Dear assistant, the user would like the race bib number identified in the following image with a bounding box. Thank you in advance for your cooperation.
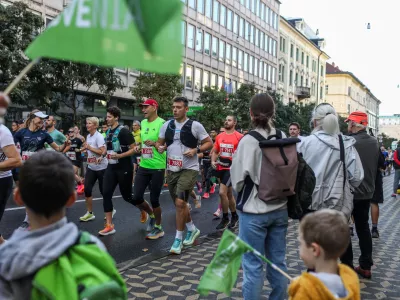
[21,151,34,161]
[167,155,183,172]
[66,152,76,161]
[220,143,234,157]
[141,145,153,159]
[107,150,118,164]
[137,157,141,164]
[87,156,97,164]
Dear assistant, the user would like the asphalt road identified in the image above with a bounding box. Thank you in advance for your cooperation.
[1,181,222,264]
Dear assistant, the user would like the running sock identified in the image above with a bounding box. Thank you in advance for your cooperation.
[175,230,184,240]
[372,223,378,229]
[89,211,93,214]
[231,211,238,218]
[24,213,29,223]
[186,221,196,232]
[155,224,162,230]
[223,213,229,220]
[149,213,155,219]
[218,203,222,209]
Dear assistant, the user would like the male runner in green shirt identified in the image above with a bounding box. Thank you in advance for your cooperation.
[45,116,66,150]
[132,99,167,240]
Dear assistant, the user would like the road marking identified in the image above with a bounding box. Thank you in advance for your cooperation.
[5,190,168,212]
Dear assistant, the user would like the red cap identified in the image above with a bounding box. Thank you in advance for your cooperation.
[139,99,158,108]
[345,111,368,125]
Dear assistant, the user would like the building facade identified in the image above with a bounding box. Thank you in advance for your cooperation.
[326,62,380,134]
[278,17,329,105]
[379,115,400,140]
[181,0,280,102]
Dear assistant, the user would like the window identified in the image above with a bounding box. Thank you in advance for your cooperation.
[204,33,211,55]
[296,48,299,61]
[245,21,249,41]
[320,86,323,99]
[211,73,217,87]
[269,8,273,26]
[240,0,244,5]
[254,58,258,77]
[188,0,195,9]
[186,65,193,89]
[250,25,254,44]
[118,99,134,116]
[268,65,272,82]
[255,28,259,47]
[218,76,224,89]
[197,0,204,14]
[195,68,202,91]
[260,31,264,50]
[232,81,237,93]
[203,71,209,88]
[205,0,212,18]
[300,75,303,86]
[275,13,278,29]
[272,67,276,84]
[325,85,329,94]
[272,40,276,56]
[264,35,269,52]
[238,50,243,69]
[306,55,309,68]
[306,78,308,87]
[213,0,219,23]
[249,56,253,74]
[196,28,203,52]
[219,40,225,62]
[289,70,293,85]
[348,86,351,96]
[320,65,324,76]
[232,47,237,67]
[251,0,256,13]
[263,62,267,80]
[280,37,285,52]
[233,14,238,34]
[187,24,195,48]
[295,72,298,86]
[259,60,263,78]
[261,3,265,21]
[227,9,233,31]
[239,18,244,37]
[220,5,226,27]
[212,36,218,58]
[301,52,304,64]
[269,37,273,54]
[266,7,269,24]
[180,63,184,84]
[244,53,248,72]
[246,0,251,10]
[256,0,260,16]
[226,43,231,64]
[181,21,186,45]
[290,44,294,58]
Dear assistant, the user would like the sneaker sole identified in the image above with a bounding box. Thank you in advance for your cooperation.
[216,222,229,231]
[80,216,95,222]
[146,232,165,240]
[170,248,182,255]
[183,229,201,246]
[229,220,239,229]
[98,229,116,236]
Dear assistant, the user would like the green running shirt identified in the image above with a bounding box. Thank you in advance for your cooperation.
[140,117,166,169]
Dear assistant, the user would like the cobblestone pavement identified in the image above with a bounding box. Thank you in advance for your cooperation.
[121,174,400,299]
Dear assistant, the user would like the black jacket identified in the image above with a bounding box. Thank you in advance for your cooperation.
[350,130,380,199]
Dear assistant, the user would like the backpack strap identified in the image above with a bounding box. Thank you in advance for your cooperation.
[338,134,346,191]
[267,129,283,140]
[248,130,267,142]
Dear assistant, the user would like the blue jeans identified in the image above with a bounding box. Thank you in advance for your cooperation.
[238,209,289,300]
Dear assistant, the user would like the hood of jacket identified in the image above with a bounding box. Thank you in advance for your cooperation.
[0,217,80,281]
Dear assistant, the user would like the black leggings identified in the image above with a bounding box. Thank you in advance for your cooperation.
[132,167,165,208]
[0,176,13,237]
[102,167,133,213]
[84,168,105,198]
[204,163,215,192]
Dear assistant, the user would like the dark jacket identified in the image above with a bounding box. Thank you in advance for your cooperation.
[350,130,379,199]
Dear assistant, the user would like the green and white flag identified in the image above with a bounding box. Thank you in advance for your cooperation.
[25,0,183,74]
[197,230,253,296]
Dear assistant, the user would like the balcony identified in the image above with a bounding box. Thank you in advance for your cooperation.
[295,86,311,100]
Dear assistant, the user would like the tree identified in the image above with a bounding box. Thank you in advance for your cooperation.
[0,2,124,124]
[131,73,183,117]
[228,83,256,130]
[194,86,229,131]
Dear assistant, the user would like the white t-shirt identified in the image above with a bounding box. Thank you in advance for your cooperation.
[0,125,15,178]
[159,119,209,171]
[86,131,108,171]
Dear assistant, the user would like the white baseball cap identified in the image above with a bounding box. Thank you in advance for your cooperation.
[33,111,49,119]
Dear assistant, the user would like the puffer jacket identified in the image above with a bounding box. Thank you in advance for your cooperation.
[297,131,364,219]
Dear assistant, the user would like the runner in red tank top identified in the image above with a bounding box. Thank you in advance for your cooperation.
[211,115,243,230]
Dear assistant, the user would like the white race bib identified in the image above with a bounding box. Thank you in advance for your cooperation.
[220,143,234,158]
[107,150,118,164]
[167,155,183,172]
[141,145,153,159]
[66,152,76,161]
[87,156,97,164]
[21,151,35,161]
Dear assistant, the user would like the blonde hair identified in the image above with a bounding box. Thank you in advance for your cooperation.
[311,103,339,135]
[86,117,99,128]
[24,109,41,128]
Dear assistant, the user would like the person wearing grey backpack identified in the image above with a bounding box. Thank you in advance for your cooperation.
[231,93,290,300]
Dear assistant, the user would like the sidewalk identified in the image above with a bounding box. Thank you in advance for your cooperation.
[121,174,400,299]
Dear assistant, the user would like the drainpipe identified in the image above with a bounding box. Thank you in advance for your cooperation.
[316,50,323,104]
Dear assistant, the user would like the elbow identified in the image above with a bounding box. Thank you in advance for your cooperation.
[13,157,23,168]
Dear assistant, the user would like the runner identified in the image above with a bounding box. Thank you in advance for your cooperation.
[132,120,141,184]
[74,125,85,142]
[63,127,84,194]
[45,116,66,150]
[132,99,166,240]
[0,119,22,244]
[14,109,69,229]
[202,129,218,199]
[101,123,109,138]
[211,115,243,230]
[157,96,213,254]
[99,106,136,236]
[79,117,108,222]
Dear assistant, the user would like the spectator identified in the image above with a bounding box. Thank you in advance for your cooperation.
[297,103,364,219]
[341,111,379,279]
[392,146,400,198]
[231,93,288,300]
[288,122,301,139]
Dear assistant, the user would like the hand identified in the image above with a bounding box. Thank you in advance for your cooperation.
[96,157,103,164]
[183,148,197,158]
[134,145,141,153]
[158,145,166,154]
[65,140,71,146]
[211,161,218,169]
[144,140,154,147]
[81,143,88,151]
[111,153,120,160]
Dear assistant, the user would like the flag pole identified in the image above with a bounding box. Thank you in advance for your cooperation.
[251,249,294,281]
[3,58,41,96]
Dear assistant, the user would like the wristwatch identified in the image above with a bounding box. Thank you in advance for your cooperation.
[197,146,201,154]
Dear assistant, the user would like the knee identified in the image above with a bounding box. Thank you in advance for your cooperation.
[175,198,187,210]
[132,193,144,206]
[151,200,160,209]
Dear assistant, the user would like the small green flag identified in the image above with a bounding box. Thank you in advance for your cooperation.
[25,0,183,74]
[197,230,253,296]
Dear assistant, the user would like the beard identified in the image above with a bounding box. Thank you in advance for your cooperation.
[224,124,233,130]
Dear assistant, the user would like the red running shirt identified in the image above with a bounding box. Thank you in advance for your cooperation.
[214,131,243,170]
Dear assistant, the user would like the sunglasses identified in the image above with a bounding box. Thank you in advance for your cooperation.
[68,131,74,133]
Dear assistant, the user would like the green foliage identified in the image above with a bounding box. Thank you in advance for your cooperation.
[381,132,397,149]
[0,2,123,124]
[131,73,183,117]
[227,83,256,130]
